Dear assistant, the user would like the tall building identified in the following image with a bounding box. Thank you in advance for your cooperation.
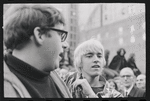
[79,3,146,73]
[102,3,145,26]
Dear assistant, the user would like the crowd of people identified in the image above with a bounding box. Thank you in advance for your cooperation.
[3,4,146,98]
[58,39,146,98]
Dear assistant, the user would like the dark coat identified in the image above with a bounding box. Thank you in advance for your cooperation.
[127,57,141,76]
[109,55,127,72]
[128,86,145,97]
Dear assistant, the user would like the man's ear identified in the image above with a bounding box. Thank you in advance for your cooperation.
[33,27,45,45]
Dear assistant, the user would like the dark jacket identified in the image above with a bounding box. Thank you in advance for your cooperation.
[121,86,145,97]
[127,57,141,76]
[128,86,145,97]
[4,55,72,98]
[109,55,127,72]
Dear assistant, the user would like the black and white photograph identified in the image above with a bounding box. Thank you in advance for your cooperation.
[3,3,146,99]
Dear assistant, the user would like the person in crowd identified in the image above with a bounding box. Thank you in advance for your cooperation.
[65,38,106,98]
[3,4,72,98]
[59,68,69,81]
[59,41,69,68]
[113,76,125,93]
[136,74,146,91]
[104,50,110,68]
[127,53,141,76]
[102,49,119,80]
[99,50,119,80]
[119,67,145,97]
[65,38,122,98]
[102,79,123,98]
[109,48,127,73]
[102,67,119,80]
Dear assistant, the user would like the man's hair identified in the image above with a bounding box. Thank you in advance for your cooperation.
[120,67,135,76]
[74,38,106,73]
[4,4,65,50]
[137,74,146,79]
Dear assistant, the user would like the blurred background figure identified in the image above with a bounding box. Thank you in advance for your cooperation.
[127,53,141,77]
[102,50,119,80]
[113,76,125,93]
[136,74,146,91]
[60,41,74,70]
[120,67,145,97]
[59,68,69,82]
[109,48,127,73]
[104,50,110,68]
[102,67,119,80]
[57,41,75,81]
[102,79,123,98]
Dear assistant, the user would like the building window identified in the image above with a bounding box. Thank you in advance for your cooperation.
[70,34,73,39]
[71,19,73,24]
[121,8,126,15]
[105,15,107,20]
[128,5,135,14]
[71,11,76,16]
[70,26,73,31]
[119,38,123,45]
[130,25,135,34]
[74,34,76,40]
[130,35,135,43]
[70,41,72,47]
[71,4,73,9]
[118,27,123,35]
[74,42,76,47]
[71,4,76,9]
[104,5,107,10]
[74,27,76,32]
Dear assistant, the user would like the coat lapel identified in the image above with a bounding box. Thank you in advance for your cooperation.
[50,71,72,98]
[128,86,136,97]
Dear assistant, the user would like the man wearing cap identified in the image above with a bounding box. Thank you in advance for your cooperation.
[120,67,145,97]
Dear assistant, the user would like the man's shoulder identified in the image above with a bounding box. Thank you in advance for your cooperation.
[130,86,145,97]
[3,60,31,98]
[134,86,145,93]
[4,80,20,97]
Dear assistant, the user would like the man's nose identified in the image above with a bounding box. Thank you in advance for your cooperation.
[124,76,128,80]
[93,55,99,63]
[60,46,63,53]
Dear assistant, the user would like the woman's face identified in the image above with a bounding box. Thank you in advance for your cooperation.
[108,81,116,90]
[120,49,124,56]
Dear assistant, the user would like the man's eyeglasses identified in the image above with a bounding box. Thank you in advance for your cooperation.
[44,27,68,42]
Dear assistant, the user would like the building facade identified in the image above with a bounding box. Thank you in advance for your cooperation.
[79,3,146,73]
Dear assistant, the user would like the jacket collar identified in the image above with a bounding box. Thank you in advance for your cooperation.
[128,85,136,97]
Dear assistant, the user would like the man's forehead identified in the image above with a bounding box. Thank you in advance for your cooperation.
[137,75,146,79]
[120,70,134,76]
